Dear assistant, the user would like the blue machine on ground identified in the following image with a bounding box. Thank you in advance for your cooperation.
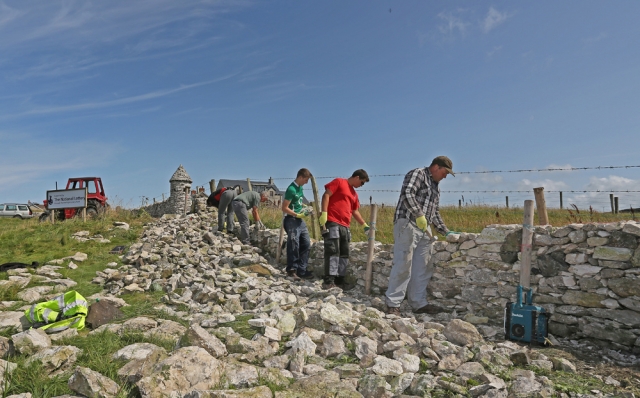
[504,285,549,345]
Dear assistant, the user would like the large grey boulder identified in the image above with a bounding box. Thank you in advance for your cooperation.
[274,371,362,398]
[0,312,27,333]
[184,386,273,398]
[112,342,166,362]
[285,331,316,356]
[136,347,224,397]
[25,345,82,377]
[186,324,228,357]
[68,366,120,398]
[219,360,259,389]
[11,328,51,355]
[443,319,483,346]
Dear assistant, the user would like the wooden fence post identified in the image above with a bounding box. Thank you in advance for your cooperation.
[276,221,285,265]
[520,200,535,290]
[309,212,317,240]
[209,179,216,194]
[533,187,549,225]
[559,192,563,209]
[458,199,462,208]
[615,197,619,214]
[505,196,509,208]
[310,175,322,241]
[365,204,378,295]
[610,194,615,213]
[246,178,252,192]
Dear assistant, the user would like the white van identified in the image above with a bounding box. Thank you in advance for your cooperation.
[0,203,34,219]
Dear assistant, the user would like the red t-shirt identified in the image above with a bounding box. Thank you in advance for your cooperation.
[325,178,359,227]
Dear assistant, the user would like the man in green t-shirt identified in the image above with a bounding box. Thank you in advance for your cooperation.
[232,191,268,244]
[281,168,313,279]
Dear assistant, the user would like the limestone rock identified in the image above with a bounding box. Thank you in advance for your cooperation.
[186,324,228,357]
[443,319,483,346]
[68,366,120,398]
[137,347,224,397]
[11,328,51,355]
[372,356,403,376]
[26,345,82,376]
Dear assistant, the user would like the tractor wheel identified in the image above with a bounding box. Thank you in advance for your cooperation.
[86,206,99,219]
[39,212,51,222]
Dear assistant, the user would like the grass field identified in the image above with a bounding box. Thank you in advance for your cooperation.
[259,204,638,244]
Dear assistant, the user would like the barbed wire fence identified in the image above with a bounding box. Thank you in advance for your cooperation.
[173,163,640,213]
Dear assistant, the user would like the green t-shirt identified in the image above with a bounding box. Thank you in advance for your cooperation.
[284,182,304,213]
[233,191,261,209]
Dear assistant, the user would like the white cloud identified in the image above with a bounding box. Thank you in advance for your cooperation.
[486,45,502,59]
[1,75,236,119]
[584,32,608,45]
[518,178,569,192]
[0,2,23,27]
[585,175,640,191]
[546,164,573,170]
[482,7,510,33]
[437,10,469,37]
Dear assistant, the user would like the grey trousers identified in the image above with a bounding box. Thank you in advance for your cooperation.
[385,218,435,310]
[232,201,251,244]
[217,190,237,232]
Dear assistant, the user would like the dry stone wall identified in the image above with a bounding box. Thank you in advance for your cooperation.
[258,221,640,353]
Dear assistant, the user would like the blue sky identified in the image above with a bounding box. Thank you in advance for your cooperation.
[1,1,639,211]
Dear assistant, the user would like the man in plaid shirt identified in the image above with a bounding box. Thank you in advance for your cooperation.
[385,156,457,315]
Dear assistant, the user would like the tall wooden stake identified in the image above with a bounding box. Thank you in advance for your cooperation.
[364,204,378,295]
[520,200,535,289]
[246,178,252,192]
[309,212,317,240]
[614,197,619,214]
[310,175,322,240]
[610,194,615,213]
[505,196,509,208]
[533,187,549,225]
[209,179,216,194]
[559,192,563,209]
[276,219,285,265]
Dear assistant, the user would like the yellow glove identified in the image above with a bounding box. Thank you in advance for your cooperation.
[319,212,328,226]
[295,213,304,218]
[416,215,427,231]
[363,223,370,233]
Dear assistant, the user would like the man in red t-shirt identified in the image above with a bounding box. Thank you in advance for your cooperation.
[318,169,370,289]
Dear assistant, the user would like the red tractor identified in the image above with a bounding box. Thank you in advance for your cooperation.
[40,177,108,221]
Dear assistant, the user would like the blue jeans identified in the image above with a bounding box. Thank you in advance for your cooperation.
[284,216,310,273]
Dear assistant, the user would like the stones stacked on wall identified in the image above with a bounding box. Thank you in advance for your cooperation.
[257,221,640,353]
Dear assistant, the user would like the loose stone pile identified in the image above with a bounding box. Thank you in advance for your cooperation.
[0,212,637,397]
[255,220,640,357]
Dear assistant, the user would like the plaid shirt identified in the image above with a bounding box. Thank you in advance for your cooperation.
[394,167,449,235]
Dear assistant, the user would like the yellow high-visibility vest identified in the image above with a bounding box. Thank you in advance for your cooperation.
[24,291,88,333]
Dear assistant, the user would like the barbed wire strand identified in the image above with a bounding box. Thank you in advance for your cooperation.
[250,164,640,180]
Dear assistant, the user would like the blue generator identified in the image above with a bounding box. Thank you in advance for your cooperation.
[504,285,549,345]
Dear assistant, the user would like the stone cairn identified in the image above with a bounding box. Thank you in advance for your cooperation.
[141,165,194,217]
[0,212,638,397]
